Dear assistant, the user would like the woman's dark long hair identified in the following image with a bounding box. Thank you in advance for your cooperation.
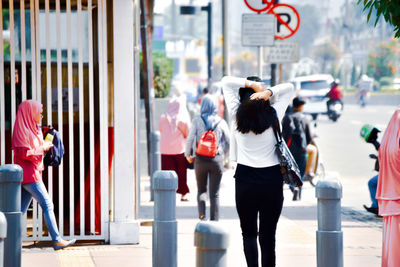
[236,76,277,135]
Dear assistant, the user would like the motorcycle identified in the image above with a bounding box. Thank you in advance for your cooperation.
[327,100,343,122]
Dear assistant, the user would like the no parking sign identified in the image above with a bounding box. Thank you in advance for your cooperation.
[244,1,300,40]
[267,4,300,40]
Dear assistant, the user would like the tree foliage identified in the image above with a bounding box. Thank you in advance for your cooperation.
[358,0,400,37]
[314,43,341,73]
[153,53,173,98]
[140,52,173,98]
[366,39,398,81]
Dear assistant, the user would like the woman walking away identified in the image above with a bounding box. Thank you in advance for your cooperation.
[12,100,75,250]
[376,108,400,267]
[185,94,230,221]
[222,76,294,267]
[159,96,191,201]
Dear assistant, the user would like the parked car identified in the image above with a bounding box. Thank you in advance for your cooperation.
[393,78,400,90]
[291,74,334,120]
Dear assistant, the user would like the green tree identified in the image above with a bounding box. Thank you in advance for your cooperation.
[351,65,359,86]
[140,52,173,98]
[153,53,173,98]
[358,0,400,37]
[314,43,341,73]
[366,39,398,81]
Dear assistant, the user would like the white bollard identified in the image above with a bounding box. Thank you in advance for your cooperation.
[150,131,161,201]
[0,212,6,267]
[0,164,23,267]
[194,221,229,267]
[152,170,178,267]
[316,178,343,267]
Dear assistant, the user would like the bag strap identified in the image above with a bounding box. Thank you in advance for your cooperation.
[200,115,220,131]
[271,115,283,144]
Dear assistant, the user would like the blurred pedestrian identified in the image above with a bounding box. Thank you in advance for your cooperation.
[12,100,75,250]
[356,74,373,107]
[282,96,313,200]
[376,108,400,267]
[159,96,191,201]
[222,75,295,267]
[197,87,209,105]
[185,94,230,221]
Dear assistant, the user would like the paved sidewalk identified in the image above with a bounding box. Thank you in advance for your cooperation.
[21,168,382,267]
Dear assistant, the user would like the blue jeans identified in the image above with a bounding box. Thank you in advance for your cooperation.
[21,181,61,242]
[368,175,378,208]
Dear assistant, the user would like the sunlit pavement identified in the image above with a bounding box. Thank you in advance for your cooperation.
[21,102,391,266]
[22,165,382,267]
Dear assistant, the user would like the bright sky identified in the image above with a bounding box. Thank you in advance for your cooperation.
[154,0,209,13]
[154,0,347,18]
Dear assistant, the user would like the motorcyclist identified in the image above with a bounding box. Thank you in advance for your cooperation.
[360,124,381,216]
[326,79,343,112]
[356,74,373,107]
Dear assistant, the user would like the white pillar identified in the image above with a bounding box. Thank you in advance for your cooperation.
[110,0,139,244]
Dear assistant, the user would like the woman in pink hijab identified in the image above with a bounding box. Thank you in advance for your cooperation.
[12,100,75,250]
[159,96,191,201]
[376,108,400,267]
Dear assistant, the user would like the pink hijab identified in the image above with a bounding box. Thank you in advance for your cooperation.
[377,109,400,200]
[12,100,43,151]
[163,96,190,133]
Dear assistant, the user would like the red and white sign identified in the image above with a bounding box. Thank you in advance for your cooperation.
[244,0,275,13]
[267,4,300,40]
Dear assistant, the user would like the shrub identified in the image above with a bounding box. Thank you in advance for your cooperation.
[379,76,393,87]
[140,52,173,98]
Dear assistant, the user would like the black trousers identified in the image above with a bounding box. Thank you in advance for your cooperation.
[235,168,284,267]
[194,155,224,221]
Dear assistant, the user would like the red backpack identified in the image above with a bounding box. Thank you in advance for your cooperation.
[196,118,220,157]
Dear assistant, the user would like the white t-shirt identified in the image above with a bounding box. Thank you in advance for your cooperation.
[221,76,295,168]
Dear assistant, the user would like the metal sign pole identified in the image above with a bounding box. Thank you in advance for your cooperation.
[270,0,278,86]
[258,46,263,78]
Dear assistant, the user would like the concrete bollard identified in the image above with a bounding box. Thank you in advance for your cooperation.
[150,131,161,201]
[0,164,23,267]
[0,212,6,267]
[194,221,229,267]
[315,178,343,267]
[152,170,177,267]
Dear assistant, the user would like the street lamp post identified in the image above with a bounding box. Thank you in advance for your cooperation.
[180,2,213,89]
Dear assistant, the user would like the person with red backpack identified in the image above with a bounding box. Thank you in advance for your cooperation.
[185,94,230,221]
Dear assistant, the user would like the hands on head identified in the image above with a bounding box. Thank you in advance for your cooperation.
[245,80,272,101]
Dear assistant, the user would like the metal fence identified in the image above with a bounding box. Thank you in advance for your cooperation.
[0,0,109,242]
